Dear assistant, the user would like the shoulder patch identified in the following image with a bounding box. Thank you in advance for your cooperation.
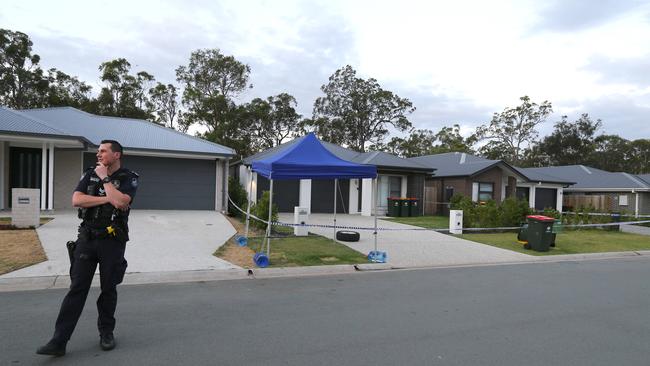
[131,177,139,188]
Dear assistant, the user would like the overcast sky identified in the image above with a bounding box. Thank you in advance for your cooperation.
[2,0,649,140]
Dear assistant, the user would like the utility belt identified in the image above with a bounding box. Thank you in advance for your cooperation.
[79,222,129,243]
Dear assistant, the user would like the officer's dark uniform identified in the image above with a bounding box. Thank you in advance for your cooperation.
[51,166,139,344]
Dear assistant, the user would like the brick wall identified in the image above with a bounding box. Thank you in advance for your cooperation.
[473,167,504,202]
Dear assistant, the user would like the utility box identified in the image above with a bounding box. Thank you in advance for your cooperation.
[11,188,40,228]
[449,210,463,234]
[294,206,309,236]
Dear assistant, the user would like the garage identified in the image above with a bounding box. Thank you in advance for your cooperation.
[311,179,350,213]
[535,188,557,211]
[256,176,300,212]
[84,153,217,210]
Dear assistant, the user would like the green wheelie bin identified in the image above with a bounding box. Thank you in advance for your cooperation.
[387,198,401,217]
[400,199,410,217]
[526,215,555,252]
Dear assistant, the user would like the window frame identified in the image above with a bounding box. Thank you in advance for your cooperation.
[477,182,494,201]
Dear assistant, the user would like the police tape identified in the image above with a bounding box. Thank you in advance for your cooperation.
[227,195,650,233]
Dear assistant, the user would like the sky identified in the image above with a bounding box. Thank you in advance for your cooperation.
[2,0,649,140]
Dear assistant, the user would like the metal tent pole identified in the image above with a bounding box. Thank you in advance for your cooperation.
[333,178,338,241]
[266,179,274,256]
[245,168,253,238]
[374,177,378,252]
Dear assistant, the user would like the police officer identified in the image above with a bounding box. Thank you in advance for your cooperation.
[37,140,138,357]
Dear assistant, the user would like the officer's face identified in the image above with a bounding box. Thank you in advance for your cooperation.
[97,143,120,166]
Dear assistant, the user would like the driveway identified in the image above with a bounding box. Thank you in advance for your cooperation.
[1,210,239,279]
[279,213,533,268]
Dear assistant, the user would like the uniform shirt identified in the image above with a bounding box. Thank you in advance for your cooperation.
[75,167,139,202]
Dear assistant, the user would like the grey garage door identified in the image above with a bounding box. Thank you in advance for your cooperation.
[256,176,300,212]
[84,153,216,210]
[311,179,349,213]
[535,188,557,211]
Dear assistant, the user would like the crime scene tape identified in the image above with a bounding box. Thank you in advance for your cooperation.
[227,195,650,233]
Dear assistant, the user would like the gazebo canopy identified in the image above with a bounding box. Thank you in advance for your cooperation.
[251,133,377,180]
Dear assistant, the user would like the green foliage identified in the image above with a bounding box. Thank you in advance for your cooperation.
[244,93,304,154]
[227,176,248,218]
[96,58,155,119]
[0,29,93,109]
[148,82,181,130]
[310,65,415,152]
[176,48,253,157]
[376,124,476,158]
[475,96,553,165]
[250,191,279,231]
[450,194,532,228]
[534,114,601,167]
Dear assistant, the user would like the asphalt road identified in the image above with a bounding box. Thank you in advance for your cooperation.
[2,257,650,366]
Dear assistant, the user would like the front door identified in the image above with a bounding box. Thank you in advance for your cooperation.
[9,147,42,207]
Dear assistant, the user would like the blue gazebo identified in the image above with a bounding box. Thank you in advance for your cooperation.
[247,133,378,265]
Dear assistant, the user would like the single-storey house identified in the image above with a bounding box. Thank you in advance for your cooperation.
[408,152,574,215]
[519,165,650,216]
[0,106,235,211]
[232,135,434,216]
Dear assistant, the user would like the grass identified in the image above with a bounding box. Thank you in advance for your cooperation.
[460,229,650,256]
[215,216,368,268]
[381,215,448,229]
[0,229,47,275]
[0,217,53,226]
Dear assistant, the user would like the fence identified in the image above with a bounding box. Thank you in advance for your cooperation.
[564,195,612,211]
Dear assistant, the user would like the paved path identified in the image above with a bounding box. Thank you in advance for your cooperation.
[278,213,533,267]
[620,224,650,235]
[1,210,239,279]
[3,256,650,365]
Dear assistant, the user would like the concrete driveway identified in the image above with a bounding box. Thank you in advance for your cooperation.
[1,210,239,279]
[279,213,533,268]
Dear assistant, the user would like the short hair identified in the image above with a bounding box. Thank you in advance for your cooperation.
[100,140,124,156]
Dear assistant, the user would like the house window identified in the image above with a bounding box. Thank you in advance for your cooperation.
[516,187,530,201]
[478,182,494,201]
[619,195,628,206]
[389,176,401,198]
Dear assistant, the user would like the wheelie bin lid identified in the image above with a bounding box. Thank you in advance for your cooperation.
[527,215,555,222]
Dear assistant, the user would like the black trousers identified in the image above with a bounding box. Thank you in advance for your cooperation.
[53,236,127,343]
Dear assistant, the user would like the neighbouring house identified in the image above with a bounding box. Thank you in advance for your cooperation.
[0,106,235,211]
[519,165,650,216]
[409,152,574,215]
[231,135,434,216]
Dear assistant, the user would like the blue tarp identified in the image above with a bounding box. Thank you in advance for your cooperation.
[251,133,377,180]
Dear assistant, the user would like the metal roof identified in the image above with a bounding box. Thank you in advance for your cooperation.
[409,152,574,184]
[520,165,650,190]
[241,135,433,173]
[409,152,526,178]
[0,106,70,136]
[4,106,234,157]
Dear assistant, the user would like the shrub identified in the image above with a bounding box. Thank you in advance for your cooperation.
[250,190,279,231]
[227,176,248,218]
[450,193,532,228]
[501,197,533,226]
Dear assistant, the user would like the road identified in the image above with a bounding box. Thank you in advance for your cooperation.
[2,257,650,365]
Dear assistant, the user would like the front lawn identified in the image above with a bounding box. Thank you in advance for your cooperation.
[381,215,448,229]
[0,229,47,275]
[216,216,368,268]
[460,229,650,256]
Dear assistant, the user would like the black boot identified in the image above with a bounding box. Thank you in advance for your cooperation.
[100,332,115,351]
[36,339,66,356]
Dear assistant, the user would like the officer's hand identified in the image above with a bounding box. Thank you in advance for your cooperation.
[95,163,108,179]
